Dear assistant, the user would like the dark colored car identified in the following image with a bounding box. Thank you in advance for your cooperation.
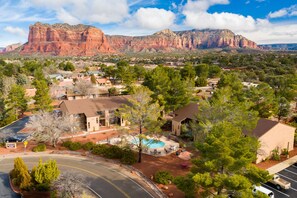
[5,135,28,142]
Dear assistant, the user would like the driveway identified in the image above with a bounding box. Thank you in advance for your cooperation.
[0,154,161,198]
[0,117,30,137]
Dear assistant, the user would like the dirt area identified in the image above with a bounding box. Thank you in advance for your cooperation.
[256,146,297,170]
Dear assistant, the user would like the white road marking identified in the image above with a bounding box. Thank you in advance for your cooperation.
[290,187,297,193]
[284,169,297,176]
[278,173,297,183]
[261,183,290,197]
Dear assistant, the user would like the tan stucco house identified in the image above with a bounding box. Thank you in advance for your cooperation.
[172,103,199,136]
[59,96,129,132]
[244,118,296,164]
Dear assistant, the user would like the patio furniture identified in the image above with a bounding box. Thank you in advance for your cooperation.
[154,149,158,155]
[164,148,170,154]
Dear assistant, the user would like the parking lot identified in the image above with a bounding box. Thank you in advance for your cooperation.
[263,164,297,197]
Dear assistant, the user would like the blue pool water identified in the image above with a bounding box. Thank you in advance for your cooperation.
[131,138,165,149]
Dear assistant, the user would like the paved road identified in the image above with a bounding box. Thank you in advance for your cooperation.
[0,155,159,198]
[263,163,297,197]
[0,117,30,135]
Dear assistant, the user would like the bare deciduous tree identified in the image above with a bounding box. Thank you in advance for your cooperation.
[53,171,91,198]
[27,111,78,147]
[74,80,93,96]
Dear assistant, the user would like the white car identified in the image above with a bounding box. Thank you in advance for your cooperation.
[252,186,274,198]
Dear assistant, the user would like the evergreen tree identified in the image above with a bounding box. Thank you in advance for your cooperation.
[11,157,31,190]
[247,83,277,118]
[33,80,53,112]
[118,86,163,163]
[6,85,28,120]
[180,63,196,80]
[277,97,290,121]
[32,159,60,184]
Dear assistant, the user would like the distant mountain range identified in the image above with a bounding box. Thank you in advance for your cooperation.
[259,43,297,51]
[19,22,258,56]
[0,43,22,53]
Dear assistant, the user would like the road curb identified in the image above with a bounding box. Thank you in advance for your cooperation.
[1,151,167,198]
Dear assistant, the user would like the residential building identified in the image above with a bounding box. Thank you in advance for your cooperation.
[172,103,199,136]
[244,118,296,164]
[59,96,130,132]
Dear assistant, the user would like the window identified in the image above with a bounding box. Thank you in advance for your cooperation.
[88,122,90,128]
[96,118,99,124]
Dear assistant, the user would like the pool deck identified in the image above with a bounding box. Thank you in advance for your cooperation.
[102,135,180,156]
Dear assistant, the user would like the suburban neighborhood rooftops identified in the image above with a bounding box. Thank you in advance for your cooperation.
[172,103,199,122]
[59,96,130,117]
[244,118,295,138]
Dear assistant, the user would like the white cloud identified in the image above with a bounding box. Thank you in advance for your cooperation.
[4,26,27,37]
[181,0,297,44]
[268,5,297,18]
[28,0,129,24]
[240,22,297,44]
[182,0,266,32]
[56,8,80,25]
[125,8,176,30]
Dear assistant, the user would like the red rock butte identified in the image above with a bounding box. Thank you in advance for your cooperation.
[21,22,258,56]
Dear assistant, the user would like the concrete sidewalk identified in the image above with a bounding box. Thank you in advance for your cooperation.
[267,155,297,174]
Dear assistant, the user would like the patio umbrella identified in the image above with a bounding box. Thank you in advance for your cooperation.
[178,151,192,160]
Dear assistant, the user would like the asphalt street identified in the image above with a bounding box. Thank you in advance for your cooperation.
[0,117,30,135]
[0,155,159,198]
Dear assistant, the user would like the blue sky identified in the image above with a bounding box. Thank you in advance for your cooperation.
[0,0,297,47]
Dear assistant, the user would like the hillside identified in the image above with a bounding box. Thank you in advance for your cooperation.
[20,22,258,56]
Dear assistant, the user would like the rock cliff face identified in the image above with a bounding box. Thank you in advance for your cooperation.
[21,22,113,56]
[107,29,258,52]
[1,43,22,53]
[21,23,258,56]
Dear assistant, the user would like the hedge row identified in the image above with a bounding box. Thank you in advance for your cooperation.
[62,141,137,165]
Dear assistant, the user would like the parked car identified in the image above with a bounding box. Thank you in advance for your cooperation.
[269,174,291,190]
[252,186,274,198]
[5,135,28,142]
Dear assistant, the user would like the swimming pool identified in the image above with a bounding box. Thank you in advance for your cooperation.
[130,138,165,149]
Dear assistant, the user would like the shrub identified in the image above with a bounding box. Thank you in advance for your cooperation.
[92,144,109,155]
[103,145,123,159]
[32,144,46,152]
[154,171,173,185]
[68,142,82,151]
[271,148,280,161]
[35,183,50,191]
[174,176,196,198]
[62,141,82,151]
[281,148,289,155]
[120,148,137,165]
[83,142,95,151]
[62,141,72,148]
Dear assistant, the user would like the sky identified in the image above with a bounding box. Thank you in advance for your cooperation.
[0,0,297,47]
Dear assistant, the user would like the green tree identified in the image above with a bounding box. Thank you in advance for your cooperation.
[133,65,146,81]
[179,122,271,197]
[208,65,222,78]
[6,85,28,120]
[11,157,31,190]
[31,159,60,184]
[143,65,170,109]
[277,97,290,121]
[191,87,258,141]
[195,64,209,78]
[247,83,277,118]
[166,76,192,111]
[181,63,196,80]
[33,80,53,112]
[118,86,163,163]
